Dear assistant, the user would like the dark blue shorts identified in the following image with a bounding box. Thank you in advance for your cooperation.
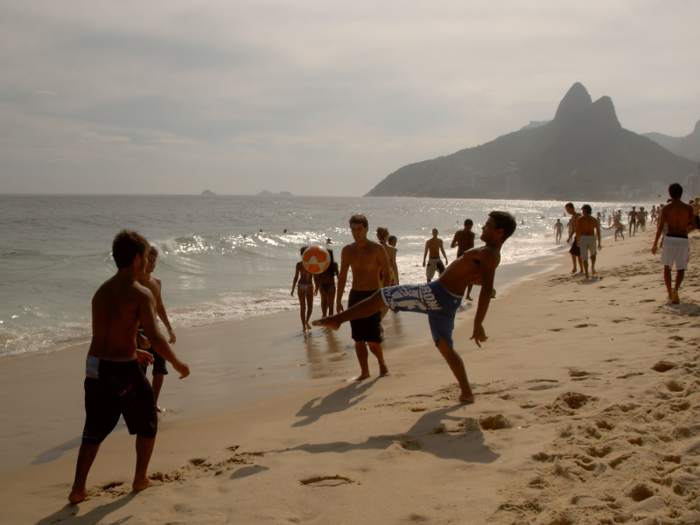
[138,329,169,376]
[380,281,462,348]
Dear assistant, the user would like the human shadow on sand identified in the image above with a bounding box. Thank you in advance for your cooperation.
[292,380,375,427]
[32,436,82,465]
[34,492,136,525]
[284,406,500,464]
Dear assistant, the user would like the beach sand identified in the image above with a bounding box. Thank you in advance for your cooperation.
[3,229,700,524]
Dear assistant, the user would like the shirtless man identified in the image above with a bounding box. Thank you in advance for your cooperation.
[554,219,563,244]
[314,211,516,403]
[136,246,177,412]
[376,227,399,286]
[565,203,583,273]
[337,215,391,380]
[451,219,475,300]
[612,211,625,241]
[628,206,638,237]
[423,229,448,282]
[652,183,696,304]
[637,207,648,232]
[69,230,190,504]
[576,204,602,280]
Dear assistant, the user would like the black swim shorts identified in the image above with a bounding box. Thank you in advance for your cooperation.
[138,328,169,376]
[348,289,382,343]
[569,242,581,257]
[82,356,157,445]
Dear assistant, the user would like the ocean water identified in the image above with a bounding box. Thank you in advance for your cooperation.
[0,195,645,358]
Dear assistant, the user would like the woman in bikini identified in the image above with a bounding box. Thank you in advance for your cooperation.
[291,246,315,331]
[317,249,339,318]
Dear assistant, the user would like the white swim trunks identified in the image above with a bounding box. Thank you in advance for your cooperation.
[425,257,445,281]
[579,235,597,261]
[660,235,689,270]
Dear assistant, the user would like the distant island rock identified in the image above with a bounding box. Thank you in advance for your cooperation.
[643,119,700,162]
[257,190,293,196]
[365,82,698,201]
[200,189,216,195]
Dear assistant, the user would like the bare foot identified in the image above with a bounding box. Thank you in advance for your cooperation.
[459,394,475,404]
[379,363,389,377]
[68,488,89,504]
[132,478,154,492]
[466,295,473,301]
[570,268,577,274]
[352,373,370,382]
[672,290,680,304]
[591,269,596,275]
[306,322,312,330]
[312,318,340,331]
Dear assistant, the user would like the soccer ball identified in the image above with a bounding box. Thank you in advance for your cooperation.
[302,245,331,274]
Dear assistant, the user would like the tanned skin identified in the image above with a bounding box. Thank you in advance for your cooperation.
[652,193,695,304]
[576,208,602,280]
[337,222,391,380]
[451,222,475,299]
[69,249,189,504]
[314,216,506,403]
[565,204,583,273]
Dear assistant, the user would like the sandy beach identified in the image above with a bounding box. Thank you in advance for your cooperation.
[3,228,700,524]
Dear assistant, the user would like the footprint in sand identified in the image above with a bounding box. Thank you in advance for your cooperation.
[299,475,357,486]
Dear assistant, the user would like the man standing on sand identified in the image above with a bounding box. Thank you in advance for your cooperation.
[652,183,696,304]
[565,203,583,274]
[136,246,177,413]
[628,206,638,237]
[423,228,448,282]
[69,230,190,504]
[451,219,476,300]
[376,227,399,286]
[337,215,391,381]
[576,204,602,280]
[314,211,517,404]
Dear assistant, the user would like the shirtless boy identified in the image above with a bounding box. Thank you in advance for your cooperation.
[423,229,448,282]
[337,215,391,380]
[136,246,177,412]
[69,230,190,504]
[576,204,602,280]
[565,203,583,273]
[652,183,696,304]
[451,219,475,300]
[314,211,517,403]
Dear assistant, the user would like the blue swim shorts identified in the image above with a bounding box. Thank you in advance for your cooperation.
[380,281,462,348]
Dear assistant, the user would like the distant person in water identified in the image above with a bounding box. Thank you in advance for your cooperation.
[451,219,475,300]
[314,211,517,403]
[291,246,315,332]
[136,246,177,413]
[652,183,696,304]
[69,230,190,504]
[554,219,563,244]
[576,205,601,280]
[317,249,339,317]
[423,229,448,282]
[336,215,391,380]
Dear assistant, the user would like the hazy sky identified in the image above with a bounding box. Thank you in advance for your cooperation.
[1,0,699,196]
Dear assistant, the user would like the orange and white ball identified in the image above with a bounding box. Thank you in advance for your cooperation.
[302,245,331,274]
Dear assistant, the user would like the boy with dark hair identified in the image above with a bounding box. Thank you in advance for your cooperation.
[315,211,516,403]
[69,230,190,504]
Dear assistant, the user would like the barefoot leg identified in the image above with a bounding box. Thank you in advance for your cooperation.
[152,373,164,411]
[305,287,313,330]
[436,340,474,403]
[132,436,156,491]
[313,290,385,330]
[353,341,371,381]
[663,266,673,300]
[69,443,100,503]
[298,288,307,331]
[368,342,388,377]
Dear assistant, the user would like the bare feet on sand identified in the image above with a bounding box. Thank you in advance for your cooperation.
[68,488,89,504]
[352,373,371,381]
[466,295,473,301]
[306,322,312,330]
[672,290,680,304]
[312,318,340,331]
[379,362,389,377]
[460,394,475,404]
[132,477,155,492]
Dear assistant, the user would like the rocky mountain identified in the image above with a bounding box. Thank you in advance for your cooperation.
[365,83,698,200]
[643,120,700,162]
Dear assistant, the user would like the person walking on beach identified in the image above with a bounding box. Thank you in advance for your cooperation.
[565,203,582,273]
[136,246,177,413]
[451,219,476,300]
[317,249,339,318]
[376,227,399,286]
[652,183,696,304]
[291,247,315,332]
[423,229,448,282]
[314,211,517,404]
[337,215,391,380]
[628,206,638,237]
[576,205,602,280]
[554,219,563,244]
[69,230,190,504]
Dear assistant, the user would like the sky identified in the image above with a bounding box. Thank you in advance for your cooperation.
[1,0,699,196]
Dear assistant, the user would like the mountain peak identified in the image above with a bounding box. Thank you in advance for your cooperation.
[553,82,592,122]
